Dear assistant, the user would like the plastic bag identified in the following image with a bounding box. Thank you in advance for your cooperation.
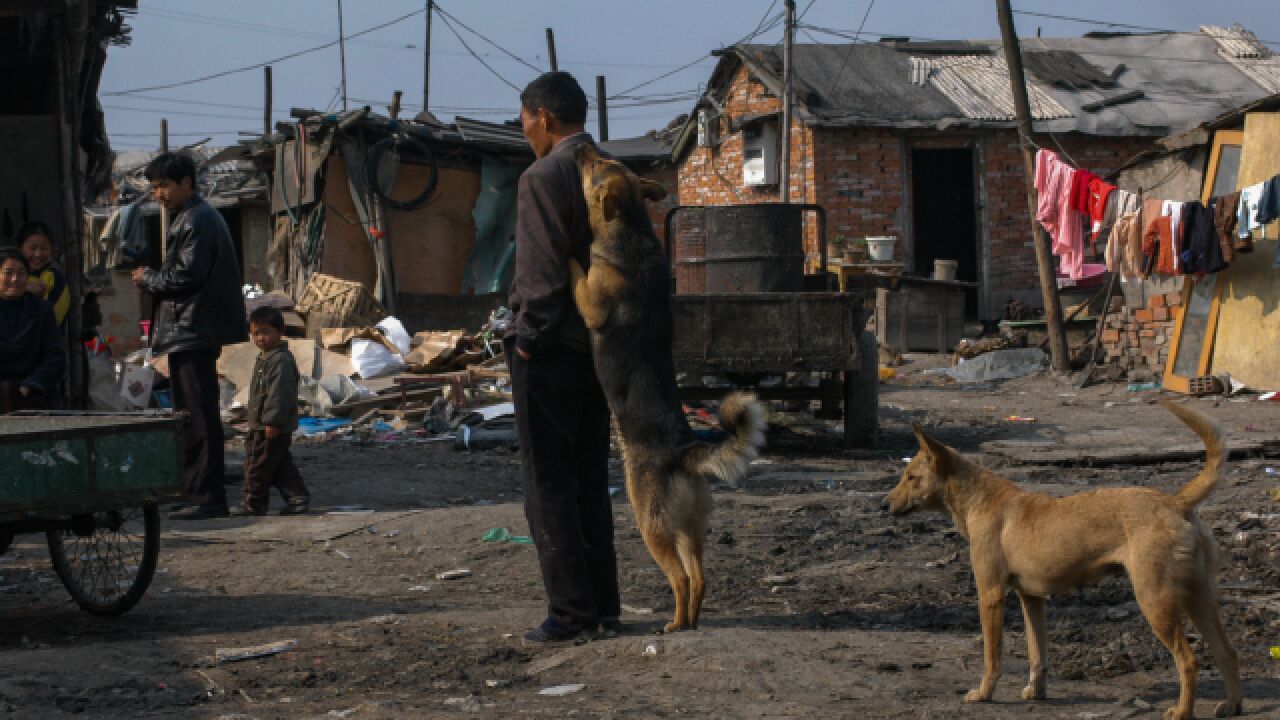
[350,338,404,379]
[87,353,128,411]
[375,316,412,354]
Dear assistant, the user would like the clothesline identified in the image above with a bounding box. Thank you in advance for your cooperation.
[1033,147,1280,282]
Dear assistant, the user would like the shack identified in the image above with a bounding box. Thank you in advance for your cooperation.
[672,26,1280,321]
[0,0,134,396]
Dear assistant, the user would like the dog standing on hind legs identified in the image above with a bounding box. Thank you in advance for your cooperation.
[568,143,766,633]
[884,400,1242,719]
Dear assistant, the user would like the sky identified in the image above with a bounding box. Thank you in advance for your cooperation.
[99,0,1280,151]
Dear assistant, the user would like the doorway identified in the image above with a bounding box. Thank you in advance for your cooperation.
[910,147,979,316]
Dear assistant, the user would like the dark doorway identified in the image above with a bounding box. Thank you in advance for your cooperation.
[910,147,978,315]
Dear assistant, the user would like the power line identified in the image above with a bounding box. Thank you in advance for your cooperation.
[824,0,875,100]
[1011,9,1280,47]
[433,4,542,74]
[433,10,522,91]
[103,7,426,96]
[101,103,283,122]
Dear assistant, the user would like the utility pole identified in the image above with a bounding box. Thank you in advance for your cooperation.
[263,65,273,136]
[996,0,1069,373]
[779,0,795,203]
[423,0,433,111]
[596,75,609,141]
[337,0,349,111]
[159,118,169,259]
[545,28,558,71]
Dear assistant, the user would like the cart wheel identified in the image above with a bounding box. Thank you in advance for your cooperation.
[46,504,161,616]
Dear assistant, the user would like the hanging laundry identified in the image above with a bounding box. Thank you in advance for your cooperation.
[1161,200,1186,272]
[1237,181,1267,243]
[1180,202,1226,275]
[1104,190,1141,279]
[1144,215,1178,276]
[1070,168,1099,214]
[1213,190,1241,260]
[1087,176,1117,250]
[1034,149,1087,280]
[1253,174,1280,226]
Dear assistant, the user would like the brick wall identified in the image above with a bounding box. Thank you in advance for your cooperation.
[1100,290,1181,375]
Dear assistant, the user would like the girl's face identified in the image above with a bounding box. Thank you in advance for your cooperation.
[0,258,28,300]
[20,233,52,271]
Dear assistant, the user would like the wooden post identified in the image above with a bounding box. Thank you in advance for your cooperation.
[780,0,795,203]
[996,0,1069,373]
[423,0,433,111]
[595,75,609,141]
[54,30,84,404]
[263,65,273,136]
[337,0,349,111]
[159,118,169,260]
[545,28,557,72]
[390,90,403,120]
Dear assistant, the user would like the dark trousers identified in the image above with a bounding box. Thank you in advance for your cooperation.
[169,348,227,510]
[242,429,309,513]
[0,381,48,413]
[506,338,619,629]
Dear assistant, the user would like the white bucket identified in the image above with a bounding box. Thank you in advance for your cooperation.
[866,236,896,262]
[933,259,958,281]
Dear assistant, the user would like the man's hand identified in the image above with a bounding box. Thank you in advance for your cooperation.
[131,267,148,286]
[17,385,31,398]
[263,425,281,439]
[25,278,45,294]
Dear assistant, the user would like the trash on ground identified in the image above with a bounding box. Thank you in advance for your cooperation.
[927,348,1048,383]
[762,574,795,585]
[1259,391,1278,401]
[436,568,472,580]
[538,683,586,696]
[485,679,512,688]
[215,639,298,664]
[643,644,658,656]
[1270,646,1280,660]
[455,425,518,452]
[878,367,897,381]
[481,527,534,544]
[620,603,653,615]
[1126,381,1160,392]
[333,550,351,560]
[1005,415,1036,423]
[407,584,431,592]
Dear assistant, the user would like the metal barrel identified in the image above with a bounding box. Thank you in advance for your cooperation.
[665,204,826,295]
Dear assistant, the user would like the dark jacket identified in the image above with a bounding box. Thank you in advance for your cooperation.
[506,133,596,355]
[0,294,66,393]
[246,343,299,432]
[140,195,247,355]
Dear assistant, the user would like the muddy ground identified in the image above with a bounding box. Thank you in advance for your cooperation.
[2,356,1279,719]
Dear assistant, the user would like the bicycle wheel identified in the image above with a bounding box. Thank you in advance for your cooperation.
[46,504,161,616]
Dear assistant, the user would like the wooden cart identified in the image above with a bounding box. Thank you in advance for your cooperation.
[0,412,185,616]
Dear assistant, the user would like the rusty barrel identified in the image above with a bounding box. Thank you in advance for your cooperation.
[665,204,825,294]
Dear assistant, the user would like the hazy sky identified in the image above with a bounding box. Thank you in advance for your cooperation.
[99,0,1280,150]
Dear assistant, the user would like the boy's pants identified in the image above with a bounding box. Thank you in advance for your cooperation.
[241,428,309,513]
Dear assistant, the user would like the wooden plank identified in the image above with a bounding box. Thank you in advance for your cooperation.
[328,387,441,418]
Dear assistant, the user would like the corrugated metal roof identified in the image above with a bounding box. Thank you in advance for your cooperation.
[1201,25,1280,94]
[909,55,1071,121]
[453,116,529,152]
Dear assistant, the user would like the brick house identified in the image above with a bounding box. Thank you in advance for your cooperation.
[671,27,1279,320]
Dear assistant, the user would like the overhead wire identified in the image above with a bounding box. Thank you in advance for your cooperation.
[1011,9,1280,47]
[432,3,542,74]
[433,11,521,91]
[824,0,876,100]
[104,7,426,96]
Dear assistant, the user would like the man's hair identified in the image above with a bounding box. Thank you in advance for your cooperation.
[520,71,588,125]
[248,306,285,332]
[144,152,198,187]
[0,245,30,273]
[16,221,53,246]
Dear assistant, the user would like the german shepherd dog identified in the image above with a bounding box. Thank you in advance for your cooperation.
[569,144,767,633]
[885,401,1241,720]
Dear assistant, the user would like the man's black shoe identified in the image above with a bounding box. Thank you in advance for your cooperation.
[597,617,623,638]
[167,505,229,521]
[522,617,586,646]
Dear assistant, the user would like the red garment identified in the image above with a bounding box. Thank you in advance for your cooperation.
[1070,168,1099,214]
[1143,216,1177,276]
[1086,177,1116,247]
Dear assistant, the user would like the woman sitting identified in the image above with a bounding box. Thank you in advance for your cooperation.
[0,246,65,412]
[17,221,70,327]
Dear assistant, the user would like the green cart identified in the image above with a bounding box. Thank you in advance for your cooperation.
[0,412,185,616]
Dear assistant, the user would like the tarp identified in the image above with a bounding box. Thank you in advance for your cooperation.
[463,156,523,294]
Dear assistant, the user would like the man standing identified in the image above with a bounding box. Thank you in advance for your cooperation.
[506,71,620,644]
[134,153,246,520]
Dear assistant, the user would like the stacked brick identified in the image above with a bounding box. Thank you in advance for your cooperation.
[1099,291,1182,374]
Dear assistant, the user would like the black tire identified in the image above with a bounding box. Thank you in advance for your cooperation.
[364,134,438,211]
[46,504,161,617]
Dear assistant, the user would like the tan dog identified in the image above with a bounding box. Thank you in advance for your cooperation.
[885,401,1241,719]
[569,144,766,632]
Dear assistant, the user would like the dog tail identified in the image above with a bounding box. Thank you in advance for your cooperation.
[681,392,767,486]
[1164,400,1226,512]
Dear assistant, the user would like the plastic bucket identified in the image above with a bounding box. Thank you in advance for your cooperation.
[866,236,896,262]
[933,259,958,281]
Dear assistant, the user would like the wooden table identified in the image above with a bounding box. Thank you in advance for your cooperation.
[836,262,906,292]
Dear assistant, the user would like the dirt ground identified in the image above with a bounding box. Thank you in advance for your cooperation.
[2,355,1279,719]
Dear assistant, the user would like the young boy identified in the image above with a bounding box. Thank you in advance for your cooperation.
[232,306,309,516]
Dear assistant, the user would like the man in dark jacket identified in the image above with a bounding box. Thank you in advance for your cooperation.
[133,152,247,520]
[506,71,619,644]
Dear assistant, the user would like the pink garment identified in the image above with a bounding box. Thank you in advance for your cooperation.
[1034,149,1086,279]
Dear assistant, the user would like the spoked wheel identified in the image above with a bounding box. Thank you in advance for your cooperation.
[46,504,161,616]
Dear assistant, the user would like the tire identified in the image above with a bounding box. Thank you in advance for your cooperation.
[46,504,161,617]
[364,134,438,211]
[843,331,879,448]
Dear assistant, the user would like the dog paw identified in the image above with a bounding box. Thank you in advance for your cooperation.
[963,688,991,704]
[1020,684,1045,701]
[1163,708,1191,720]
[663,621,688,634]
[1213,699,1243,717]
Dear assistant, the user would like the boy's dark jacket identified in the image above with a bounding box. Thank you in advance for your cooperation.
[247,343,298,432]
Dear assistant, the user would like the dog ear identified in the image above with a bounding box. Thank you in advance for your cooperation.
[912,423,955,474]
[638,178,667,202]
[594,175,626,221]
